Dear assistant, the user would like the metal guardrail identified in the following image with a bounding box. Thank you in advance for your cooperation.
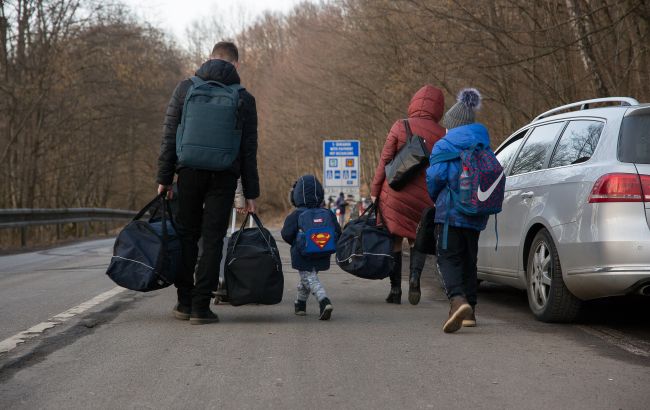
[1,208,138,247]
[0,208,137,229]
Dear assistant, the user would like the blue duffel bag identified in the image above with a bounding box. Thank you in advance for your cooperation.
[106,194,181,291]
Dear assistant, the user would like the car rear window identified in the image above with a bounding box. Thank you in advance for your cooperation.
[619,113,650,164]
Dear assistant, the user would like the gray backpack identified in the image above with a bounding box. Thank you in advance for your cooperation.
[175,76,244,171]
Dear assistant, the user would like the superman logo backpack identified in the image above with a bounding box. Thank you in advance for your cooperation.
[296,208,338,257]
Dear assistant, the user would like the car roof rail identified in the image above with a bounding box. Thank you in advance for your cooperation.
[534,97,639,121]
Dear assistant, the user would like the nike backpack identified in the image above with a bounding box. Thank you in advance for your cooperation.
[175,76,244,171]
[430,145,505,249]
[430,144,505,216]
[296,208,338,257]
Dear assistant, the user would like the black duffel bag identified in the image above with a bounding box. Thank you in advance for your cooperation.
[106,193,181,291]
[414,207,437,255]
[225,213,284,306]
[385,119,430,191]
[336,200,395,279]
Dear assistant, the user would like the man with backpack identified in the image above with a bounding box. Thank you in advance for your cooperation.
[157,41,259,325]
[426,88,505,333]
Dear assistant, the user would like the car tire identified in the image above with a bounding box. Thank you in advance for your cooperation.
[526,229,581,322]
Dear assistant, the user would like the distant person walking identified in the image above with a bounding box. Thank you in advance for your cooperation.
[157,41,259,324]
[371,85,446,305]
[281,175,340,320]
[335,192,347,226]
[426,88,491,333]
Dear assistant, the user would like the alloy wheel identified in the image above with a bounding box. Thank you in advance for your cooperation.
[528,241,552,310]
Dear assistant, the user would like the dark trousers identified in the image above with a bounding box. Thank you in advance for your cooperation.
[175,168,237,310]
[435,224,480,306]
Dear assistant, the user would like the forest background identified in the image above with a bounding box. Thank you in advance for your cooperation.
[2,0,649,229]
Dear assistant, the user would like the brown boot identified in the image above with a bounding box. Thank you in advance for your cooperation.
[443,296,472,333]
[462,308,476,327]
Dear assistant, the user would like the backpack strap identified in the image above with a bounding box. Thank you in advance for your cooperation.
[189,77,246,94]
[494,214,499,252]
[403,119,413,139]
[430,151,460,164]
[189,76,206,87]
[440,186,458,250]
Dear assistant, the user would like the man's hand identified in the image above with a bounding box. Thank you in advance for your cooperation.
[245,199,257,214]
[158,184,173,200]
[371,196,377,203]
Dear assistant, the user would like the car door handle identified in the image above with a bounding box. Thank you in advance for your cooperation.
[520,191,534,199]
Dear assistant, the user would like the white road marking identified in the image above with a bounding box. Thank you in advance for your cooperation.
[0,286,126,354]
[577,325,650,358]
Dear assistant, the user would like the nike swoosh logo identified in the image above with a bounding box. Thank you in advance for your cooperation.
[477,172,504,202]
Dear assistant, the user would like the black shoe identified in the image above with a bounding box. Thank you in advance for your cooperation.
[189,309,220,325]
[319,298,333,320]
[408,272,421,305]
[172,303,191,320]
[295,300,307,316]
[408,248,426,305]
[385,287,402,304]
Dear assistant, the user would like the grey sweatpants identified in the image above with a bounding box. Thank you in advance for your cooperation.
[296,269,328,302]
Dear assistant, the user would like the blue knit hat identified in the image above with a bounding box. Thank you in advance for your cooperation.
[442,88,482,129]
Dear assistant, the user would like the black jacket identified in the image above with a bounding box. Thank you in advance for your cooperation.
[157,59,260,199]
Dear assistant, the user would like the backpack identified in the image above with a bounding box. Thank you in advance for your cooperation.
[106,194,181,292]
[176,76,244,171]
[296,208,338,257]
[430,144,505,249]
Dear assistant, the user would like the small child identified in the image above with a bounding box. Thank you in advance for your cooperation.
[281,175,341,320]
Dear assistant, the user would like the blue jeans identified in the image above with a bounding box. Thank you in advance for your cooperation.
[435,224,480,306]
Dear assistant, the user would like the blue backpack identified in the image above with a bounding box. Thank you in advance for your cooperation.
[431,144,505,249]
[296,208,338,257]
[176,76,244,171]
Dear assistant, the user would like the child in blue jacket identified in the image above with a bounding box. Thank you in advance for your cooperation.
[426,88,491,333]
[281,175,341,320]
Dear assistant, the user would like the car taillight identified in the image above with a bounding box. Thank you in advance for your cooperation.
[588,173,645,203]
[641,175,650,202]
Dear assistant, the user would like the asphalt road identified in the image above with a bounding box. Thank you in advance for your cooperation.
[1,237,649,409]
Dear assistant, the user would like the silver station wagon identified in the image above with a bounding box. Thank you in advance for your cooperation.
[477,97,650,322]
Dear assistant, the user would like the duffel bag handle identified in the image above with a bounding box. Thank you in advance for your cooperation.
[232,212,275,257]
[133,193,165,221]
[359,197,382,224]
[134,192,176,243]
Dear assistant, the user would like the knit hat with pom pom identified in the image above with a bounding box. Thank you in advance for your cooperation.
[442,88,482,129]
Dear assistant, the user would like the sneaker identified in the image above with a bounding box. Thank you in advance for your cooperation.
[462,309,477,327]
[443,296,472,333]
[189,309,220,325]
[318,298,333,321]
[294,300,307,316]
[172,303,191,321]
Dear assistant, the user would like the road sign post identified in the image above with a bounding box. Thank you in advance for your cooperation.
[323,140,361,202]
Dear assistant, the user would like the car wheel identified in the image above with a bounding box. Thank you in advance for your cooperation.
[526,229,581,322]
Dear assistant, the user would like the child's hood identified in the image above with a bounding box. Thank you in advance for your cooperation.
[437,123,491,152]
[292,175,324,208]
